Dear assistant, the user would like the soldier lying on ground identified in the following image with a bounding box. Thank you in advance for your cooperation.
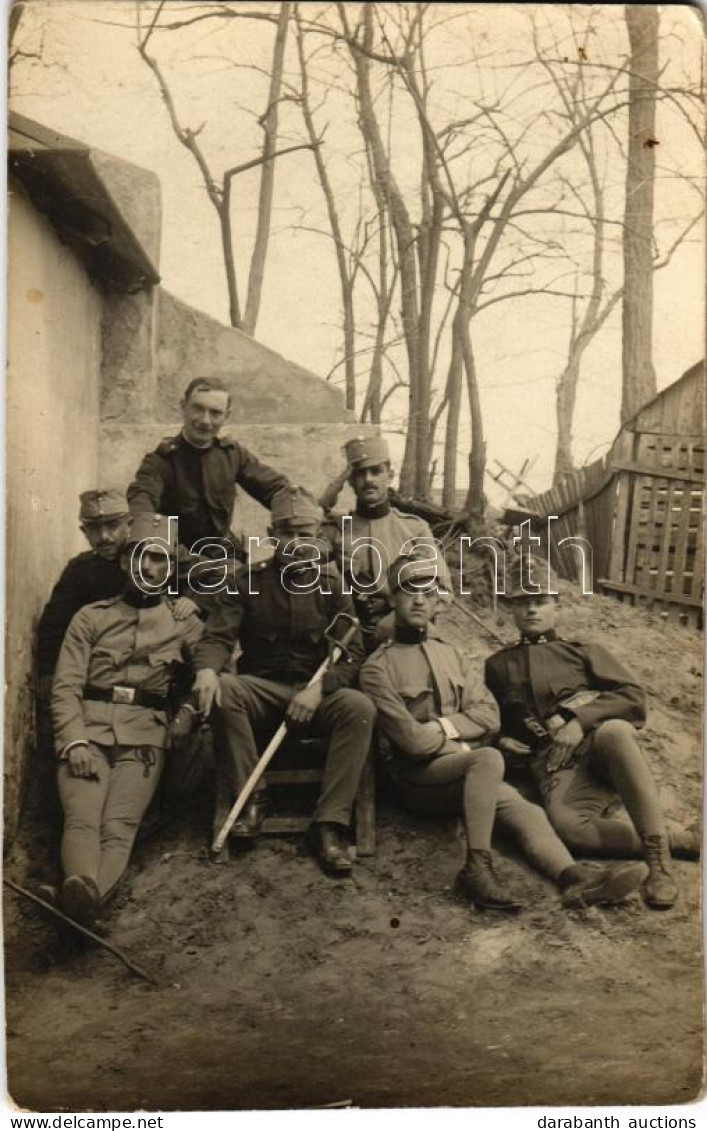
[45,514,203,927]
[320,435,450,651]
[128,376,290,565]
[359,551,648,912]
[484,556,700,911]
[192,486,376,877]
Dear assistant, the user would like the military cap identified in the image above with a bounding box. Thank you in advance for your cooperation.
[125,512,178,553]
[344,435,391,470]
[79,488,129,522]
[388,547,443,594]
[270,486,322,527]
[508,554,559,599]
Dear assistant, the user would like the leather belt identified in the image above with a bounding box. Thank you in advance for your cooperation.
[83,685,169,710]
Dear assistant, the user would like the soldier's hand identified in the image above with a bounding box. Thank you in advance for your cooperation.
[498,736,533,757]
[67,745,99,779]
[546,718,584,771]
[172,597,199,621]
[193,669,221,716]
[287,682,324,728]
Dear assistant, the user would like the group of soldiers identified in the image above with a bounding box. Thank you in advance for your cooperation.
[36,377,699,931]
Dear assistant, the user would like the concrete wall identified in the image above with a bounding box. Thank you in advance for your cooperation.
[6,180,103,837]
[101,420,372,544]
[99,287,370,540]
[7,127,375,845]
[154,290,350,425]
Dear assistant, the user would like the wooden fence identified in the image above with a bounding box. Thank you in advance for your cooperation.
[514,376,704,628]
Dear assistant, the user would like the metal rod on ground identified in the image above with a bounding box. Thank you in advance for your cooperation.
[211,613,360,855]
[4,878,158,985]
[449,595,508,647]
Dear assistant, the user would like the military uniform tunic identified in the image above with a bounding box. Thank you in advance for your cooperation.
[52,594,203,899]
[359,629,574,877]
[36,552,124,679]
[485,631,653,857]
[195,560,375,827]
[321,502,451,646]
[127,433,289,548]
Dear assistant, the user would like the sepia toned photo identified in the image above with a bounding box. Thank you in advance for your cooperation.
[4,0,705,1114]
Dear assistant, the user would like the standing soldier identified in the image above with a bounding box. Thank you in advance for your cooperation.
[360,551,648,912]
[50,514,203,926]
[127,377,290,562]
[484,557,700,910]
[320,436,449,649]
[193,487,376,877]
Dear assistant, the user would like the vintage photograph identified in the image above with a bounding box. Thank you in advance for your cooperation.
[5,0,704,1113]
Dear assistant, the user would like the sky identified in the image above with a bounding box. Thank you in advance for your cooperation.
[9,1,705,505]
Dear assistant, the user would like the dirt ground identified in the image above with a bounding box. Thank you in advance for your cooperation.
[4,587,704,1112]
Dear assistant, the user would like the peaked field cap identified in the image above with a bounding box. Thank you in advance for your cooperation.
[270,485,322,526]
[388,549,441,593]
[508,554,559,598]
[344,435,390,469]
[79,488,129,521]
[127,513,178,550]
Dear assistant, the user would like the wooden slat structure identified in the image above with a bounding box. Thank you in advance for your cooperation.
[510,362,705,628]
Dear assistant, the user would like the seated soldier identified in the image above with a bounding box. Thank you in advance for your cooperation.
[37,488,200,702]
[484,556,700,911]
[36,489,132,698]
[320,435,450,651]
[360,551,647,912]
[49,514,203,926]
[193,486,376,877]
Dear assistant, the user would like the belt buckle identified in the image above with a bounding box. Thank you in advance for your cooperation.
[112,685,136,705]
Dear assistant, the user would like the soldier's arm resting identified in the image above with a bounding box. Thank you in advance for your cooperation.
[440,651,499,742]
[359,658,446,760]
[36,563,86,680]
[192,588,244,675]
[51,608,95,756]
[127,450,170,514]
[566,643,647,733]
[235,443,290,509]
[318,466,350,513]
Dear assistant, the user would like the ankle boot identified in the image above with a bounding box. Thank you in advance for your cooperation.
[559,861,647,909]
[642,833,678,909]
[231,789,268,839]
[456,850,525,912]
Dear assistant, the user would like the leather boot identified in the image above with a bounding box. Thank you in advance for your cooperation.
[455,850,525,912]
[37,883,59,909]
[231,790,268,839]
[61,875,100,927]
[642,834,679,909]
[559,861,648,909]
[668,823,701,860]
[308,822,353,877]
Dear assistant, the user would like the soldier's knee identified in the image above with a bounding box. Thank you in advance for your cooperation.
[594,718,639,754]
[466,745,504,778]
[218,674,248,708]
[548,807,595,851]
[328,688,376,729]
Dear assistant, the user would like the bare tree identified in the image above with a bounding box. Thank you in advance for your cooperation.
[621,4,659,421]
[137,0,315,334]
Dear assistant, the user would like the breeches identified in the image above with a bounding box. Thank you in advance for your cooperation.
[57,743,164,899]
[215,675,375,826]
[531,719,663,856]
[387,743,573,879]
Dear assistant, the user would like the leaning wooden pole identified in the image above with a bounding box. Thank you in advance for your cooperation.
[4,878,158,985]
